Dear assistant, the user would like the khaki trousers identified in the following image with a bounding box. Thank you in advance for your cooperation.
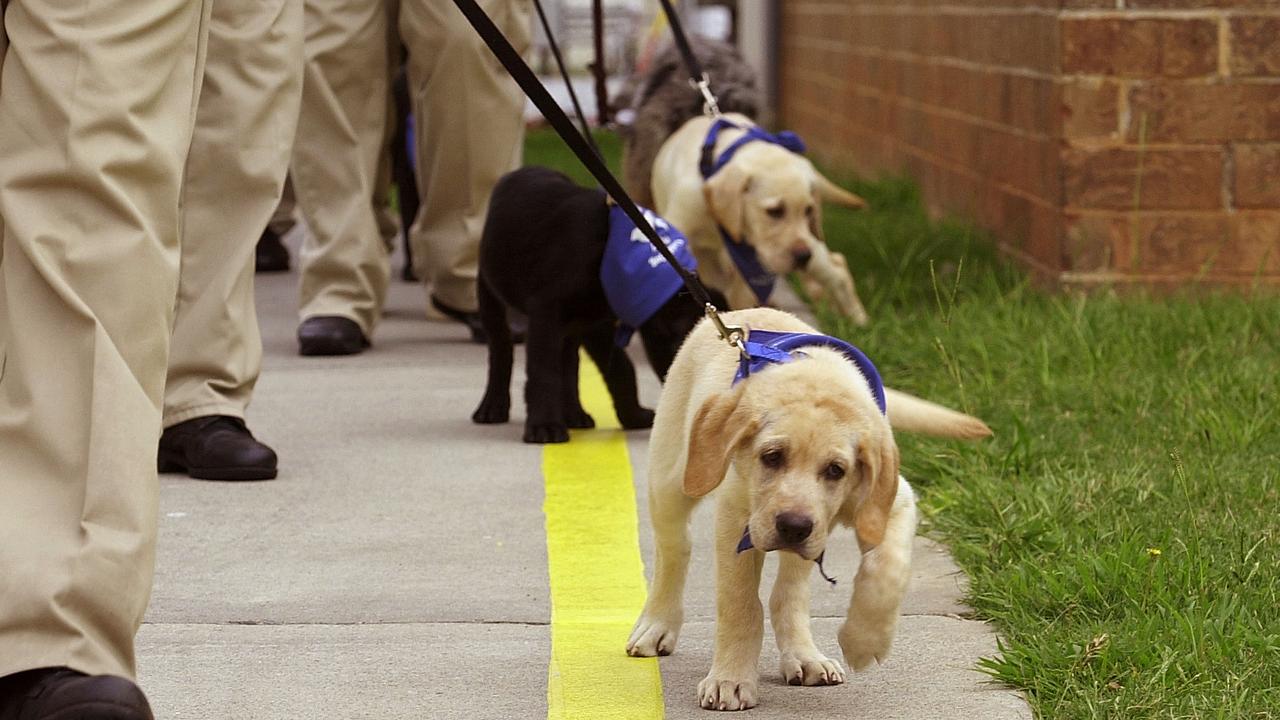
[163,0,303,428]
[293,0,530,336]
[0,0,210,679]
[268,177,298,238]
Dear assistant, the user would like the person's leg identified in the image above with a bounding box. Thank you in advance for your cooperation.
[390,61,421,283]
[160,0,303,481]
[291,0,393,351]
[257,176,298,274]
[0,0,207,688]
[269,177,299,238]
[401,0,530,324]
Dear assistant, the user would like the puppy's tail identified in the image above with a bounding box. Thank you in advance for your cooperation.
[884,388,992,440]
[814,171,868,210]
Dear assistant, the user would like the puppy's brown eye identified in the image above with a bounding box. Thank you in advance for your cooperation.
[823,463,845,481]
[761,449,785,468]
[805,205,815,217]
[766,205,785,219]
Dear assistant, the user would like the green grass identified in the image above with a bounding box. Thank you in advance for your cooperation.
[818,178,1280,719]
[522,128,1280,718]
[523,127,623,187]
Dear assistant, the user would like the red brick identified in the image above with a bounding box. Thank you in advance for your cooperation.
[972,128,1059,201]
[778,0,1279,288]
[1228,212,1280,274]
[897,0,1058,6]
[1064,214,1125,272]
[1230,18,1280,78]
[1006,195,1063,271]
[1061,18,1218,79]
[1063,147,1224,210]
[1234,144,1280,209]
[1127,1,1276,7]
[1064,211,1278,280]
[1128,82,1280,143]
[1062,78,1120,141]
[1130,214,1232,274]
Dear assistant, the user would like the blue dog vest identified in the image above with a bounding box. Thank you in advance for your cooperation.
[600,204,698,346]
[699,119,808,305]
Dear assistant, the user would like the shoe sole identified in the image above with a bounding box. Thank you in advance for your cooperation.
[159,454,277,482]
[298,342,364,356]
[40,700,153,720]
[187,466,278,481]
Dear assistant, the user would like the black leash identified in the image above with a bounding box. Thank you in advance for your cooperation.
[655,0,721,117]
[451,0,746,352]
[531,0,602,161]
[589,0,610,125]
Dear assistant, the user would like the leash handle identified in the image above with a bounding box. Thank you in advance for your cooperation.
[450,0,742,353]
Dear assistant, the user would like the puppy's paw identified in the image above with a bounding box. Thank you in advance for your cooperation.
[779,650,845,686]
[563,406,595,430]
[617,406,655,430]
[838,619,895,671]
[697,673,758,711]
[523,421,569,444]
[471,398,509,424]
[626,613,681,657]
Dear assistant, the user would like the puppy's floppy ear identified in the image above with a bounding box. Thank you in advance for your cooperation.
[854,430,900,548]
[808,194,826,242]
[683,388,755,497]
[702,163,751,243]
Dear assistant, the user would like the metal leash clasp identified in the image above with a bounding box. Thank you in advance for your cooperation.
[705,303,747,359]
[691,73,722,118]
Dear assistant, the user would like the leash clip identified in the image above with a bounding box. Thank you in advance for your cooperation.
[705,303,747,359]
[691,73,722,118]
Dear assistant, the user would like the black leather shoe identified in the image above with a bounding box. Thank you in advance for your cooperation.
[0,667,153,720]
[297,316,369,356]
[431,296,527,345]
[255,227,291,273]
[158,415,278,481]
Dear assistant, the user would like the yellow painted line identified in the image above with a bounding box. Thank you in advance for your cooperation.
[543,353,664,719]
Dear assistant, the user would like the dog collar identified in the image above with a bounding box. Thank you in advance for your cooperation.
[731,329,887,416]
[736,528,838,586]
[601,204,698,346]
[698,120,808,306]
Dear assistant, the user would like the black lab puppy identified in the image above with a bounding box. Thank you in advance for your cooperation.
[473,166,726,444]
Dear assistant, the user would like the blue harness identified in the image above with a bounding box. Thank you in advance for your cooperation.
[699,119,808,305]
[600,203,698,346]
[730,329,887,584]
[733,330,887,415]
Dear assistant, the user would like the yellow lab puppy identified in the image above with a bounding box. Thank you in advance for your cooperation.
[627,307,990,711]
[650,114,871,324]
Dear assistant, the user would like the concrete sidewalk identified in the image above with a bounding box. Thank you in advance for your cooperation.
[136,250,1030,719]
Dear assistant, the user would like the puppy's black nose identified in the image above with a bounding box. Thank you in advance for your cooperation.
[791,247,812,268]
[775,512,813,545]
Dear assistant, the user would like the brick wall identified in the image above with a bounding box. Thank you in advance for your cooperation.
[778,1,1280,287]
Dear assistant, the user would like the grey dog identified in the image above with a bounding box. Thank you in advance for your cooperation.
[616,37,761,208]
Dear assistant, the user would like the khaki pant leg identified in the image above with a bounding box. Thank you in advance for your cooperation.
[0,0,208,679]
[401,0,531,313]
[164,0,303,427]
[292,0,393,336]
[268,177,298,237]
